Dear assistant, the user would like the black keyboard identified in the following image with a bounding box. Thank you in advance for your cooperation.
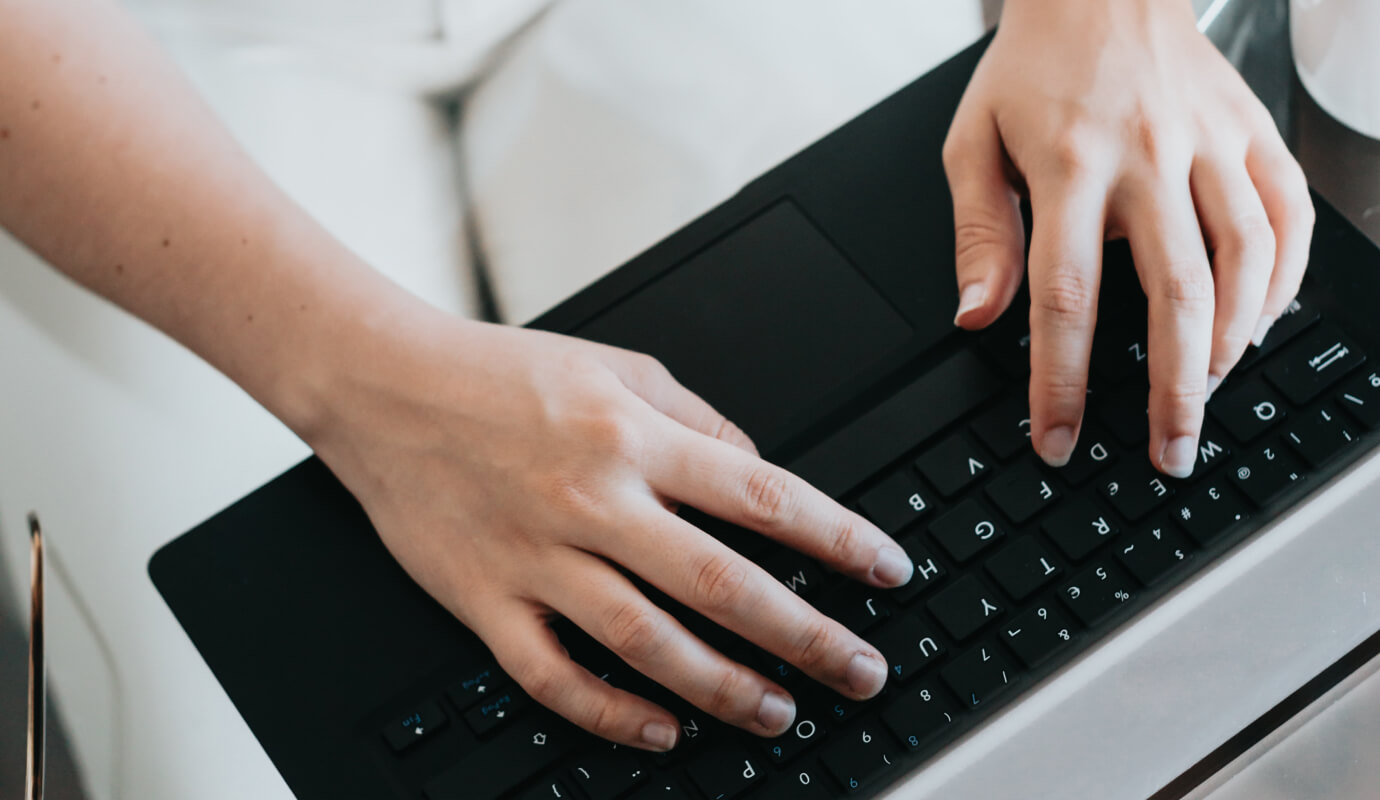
[368,287,1377,800]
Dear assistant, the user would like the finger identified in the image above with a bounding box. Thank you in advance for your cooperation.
[1025,177,1108,467]
[604,501,889,702]
[1246,135,1315,342]
[644,427,913,588]
[478,597,682,751]
[943,109,1028,329]
[541,549,797,737]
[1119,179,1215,479]
[604,349,758,455]
[1190,154,1275,393]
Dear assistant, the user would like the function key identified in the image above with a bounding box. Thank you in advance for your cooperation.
[1001,603,1076,668]
[1229,445,1305,507]
[818,721,898,794]
[1209,377,1288,443]
[447,665,511,710]
[686,748,765,800]
[1338,369,1380,430]
[381,700,448,753]
[1041,497,1119,562]
[984,536,1062,601]
[869,614,946,684]
[1098,461,1174,522]
[929,498,1006,563]
[857,469,933,535]
[971,396,1032,461]
[1169,482,1248,545]
[915,433,992,497]
[1264,325,1366,405]
[889,535,947,604]
[1116,523,1191,586]
[985,460,1060,524]
[881,683,957,751]
[926,575,1003,641]
[1060,560,1136,626]
[1237,297,1320,367]
[1056,424,1119,486]
[940,641,1016,708]
[1284,406,1357,468]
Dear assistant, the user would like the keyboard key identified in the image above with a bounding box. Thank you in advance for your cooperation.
[447,665,511,710]
[978,302,1032,378]
[515,778,573,800]
[1209,377,1288,443]
[381,700,448,753]
[889,535,947,604]
[1098,461,1174,522]
[1187,426,1233,480]
[927,575,1003,641]
[1041,497,1119,562]
[984,536,1062,601]
[985,460,1060,524]
[1338,369,1380,430]
[941,642,1016,708]
[928,499,1006,563]
[881,683,957,751]
[1284,406,1357,468]
[819,720,897,794]
[424,716,576,800]
[748,648,804,691]
[789,349,1002,497]
[1060,561,1136,626]
[763,716,826,765]
[1001,604,1076,668]
[1236,297,1320,367]
[627,781,690,800]
[1091,316,1149,383]
[1229,445,1305,507]
[971,395,1032,461]
[1096,379,1150,446]
[1057,424,1119,486]
[856,469,932,535]
[1170,482,1249,545]
[1116,523,1191,586]
[915,434,991,497]
[869,614,946,683]
[765,762,833,800]
[759,548,824,599]
[687,748,765,800]
[464,690,527,736]
[569,745,648,800]
[818,584,892,634]
[1264,325,1366,405]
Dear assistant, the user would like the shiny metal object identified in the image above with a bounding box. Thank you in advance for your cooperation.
[26,512,45,800]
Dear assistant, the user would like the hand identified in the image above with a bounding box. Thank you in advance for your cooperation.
[302,311,912,751]
[944,0,1314,477]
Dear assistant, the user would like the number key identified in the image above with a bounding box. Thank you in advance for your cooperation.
[1001,603,1076,668]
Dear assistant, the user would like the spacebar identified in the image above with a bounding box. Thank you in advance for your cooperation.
[423,716,576,800]
[787,349,1001,498]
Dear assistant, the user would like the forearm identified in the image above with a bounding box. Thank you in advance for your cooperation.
[0,0,417,434]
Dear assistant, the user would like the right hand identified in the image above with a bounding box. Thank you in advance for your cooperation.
[301,311,912,751]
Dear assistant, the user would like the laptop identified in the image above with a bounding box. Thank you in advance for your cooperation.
[150,33,1380,800]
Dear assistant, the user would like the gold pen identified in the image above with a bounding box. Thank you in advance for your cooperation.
[26,513,45,800]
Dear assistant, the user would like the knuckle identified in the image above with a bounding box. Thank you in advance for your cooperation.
[740,466,795,529]
[793,617,838,672]
[1220,214,1277,262]
[692,554,752,614]
[514,656,562,707]
[954,215,1018,267]
[1157,383,1209,413]
[1034,266,1097,322]
[1155,268,1215,312]
[825,519,865,568]
[707,666,749,717]
[581,410,645,462]
[1129,112,1188,167]
[603,602,669,663]
[587,693,622,739]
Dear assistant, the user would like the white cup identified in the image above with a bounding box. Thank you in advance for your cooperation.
[1292,0,1380,140]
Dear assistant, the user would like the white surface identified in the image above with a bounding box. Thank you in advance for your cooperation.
[1292,0,1380,140]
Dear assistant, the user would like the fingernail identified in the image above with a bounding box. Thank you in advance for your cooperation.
[1160,435,1198,479]
[1040,425,1076,468]
[871,546,914,587]
[756,692,796,734]
[845,652,888,699]
[640,721,679,752]
[1206,374,1222,400]
[1251,315,1275,348]
[953,282,988,326]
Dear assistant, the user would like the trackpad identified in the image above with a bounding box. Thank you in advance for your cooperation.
[575,201,912,450]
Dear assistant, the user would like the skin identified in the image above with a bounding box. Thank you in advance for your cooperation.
[948,0,1314,479]
[0,0,1310,756]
